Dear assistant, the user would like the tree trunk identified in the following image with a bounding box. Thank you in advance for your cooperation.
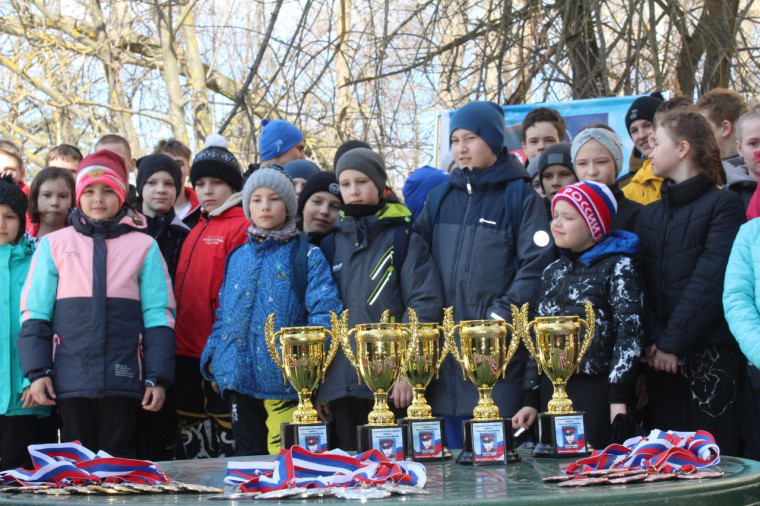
[155,4,188,144]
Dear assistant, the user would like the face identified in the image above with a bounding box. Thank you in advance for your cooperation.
[79,182,121,221]
[422,438,433,449]
[275,141,306,165]
[483,440,494,451]
[541,165,577,200]
[0,204,20,246]
[339,169,380,205]
[0,152,23,183]
[97,142,135,174]
[165,153,190,186]
[141,171,177,217]
[47,157,79,174]
[292,178,307,199]
[37,178,73,228]
[248,186,288,231]
[574,140,617,186]
[530,173,544,196]
[565,432,576,443]
[308,441,318,451]
[551,200,597,253]
[629,119,655,157]
[737,117,760,179]
[383,446,394,457]
[302,191,341,233]
[450,129,498,171]
[649,126,683,179]
[523,122,561,161]
[195,177,234,214]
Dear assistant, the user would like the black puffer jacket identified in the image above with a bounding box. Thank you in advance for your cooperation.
[634,172,745,357]
[610,183,641,232]
[139,205,190,283]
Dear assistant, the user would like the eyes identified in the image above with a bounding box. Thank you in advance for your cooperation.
[340,178,369,187]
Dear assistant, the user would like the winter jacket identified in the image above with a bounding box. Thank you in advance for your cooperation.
[18,209,176,400]
[725,163,756,212]
[201,234,342,400]
[623,160,663,205]
[724,218,760,368]
[415,152,556,417]
[610,183,642,233]
[635,172,745,358]
[179,187,202,230]
[174,196,249,359]
[138,205,190,283]
[0,238,49,417]
[531,231,643,405]
[318,203,444,404]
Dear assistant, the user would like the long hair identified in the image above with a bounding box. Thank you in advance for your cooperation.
[28,167,75,224]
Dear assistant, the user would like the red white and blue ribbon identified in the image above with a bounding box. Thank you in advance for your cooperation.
[566,429,720,475]
[226,445,427,493]
[0,442,170,486]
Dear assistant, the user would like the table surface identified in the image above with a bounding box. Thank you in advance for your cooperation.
[1,450,759,505]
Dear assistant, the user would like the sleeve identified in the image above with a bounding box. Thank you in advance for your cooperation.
[17,237,58,379]
[200,247,239,381]
[658,194,745,357]
[400,231,444,324]
[304,245,343,334]
[723,223,760,367]
[413,199,434,245]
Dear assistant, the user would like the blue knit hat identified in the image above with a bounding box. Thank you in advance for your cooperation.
[402,165,449,220]
[284,159,320,181]
[449,101,506,157]
[259,119,304,162]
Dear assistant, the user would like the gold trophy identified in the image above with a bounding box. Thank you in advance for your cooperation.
[400,308,450,461]
[340,310,408,459]
[265,312,342,452]
[443,305,524,465]
[521,301,595,457]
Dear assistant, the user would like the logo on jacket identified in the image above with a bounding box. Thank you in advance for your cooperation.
[203,235,225,245]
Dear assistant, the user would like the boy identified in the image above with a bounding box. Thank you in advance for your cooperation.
[695,88,747,171]
[521,108,566,194]
[152,138,201,228]
[243,120,307,182]
[621,93,665,204]
[416,101,556,448]
[0,140,28,196]
[537,142,577,201]
[94,134,138,205]
[45,144,83,174]
[283,159,320,199]
[736,105,760,216]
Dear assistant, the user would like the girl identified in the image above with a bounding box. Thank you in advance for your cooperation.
[18,150,175,458]
[26,167,75,245]
[635,108,744,455]
[201,165,341,455]
[297,171,343,245]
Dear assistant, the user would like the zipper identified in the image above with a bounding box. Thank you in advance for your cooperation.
[175,217,210,309]
[52,334,61,366]
[466,173,472,195]
[137,333,144,381]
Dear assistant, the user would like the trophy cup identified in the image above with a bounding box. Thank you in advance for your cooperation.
[400,308,450,461]
[443,305,524,465]
[522,301,595,457]
[265,312,342,452]
[340,310,408,460]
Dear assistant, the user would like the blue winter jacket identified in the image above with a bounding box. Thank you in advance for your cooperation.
[200,234,342,401]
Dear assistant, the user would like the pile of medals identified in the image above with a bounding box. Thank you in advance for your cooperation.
[209,483,430,500]
[543,467,726,487]
[0,480,223,496]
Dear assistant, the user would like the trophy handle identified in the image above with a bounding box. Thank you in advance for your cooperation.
[339,310,361,383]
[323,311,342,379]
[502,303,527,376]
[443,306,466,381]
[434,325,447,379]
[380,309,390,323]
[264,313,288,385]
[576,300,596,373]
[520,304,542,376]
[403,308,420,375]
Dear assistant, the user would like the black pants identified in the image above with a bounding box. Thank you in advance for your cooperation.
[136,387,177,461]
[230,393,268,456]
[58,396,139,458]
[0,415,38,470]
[741,363,760,460]
[329,397,374,451]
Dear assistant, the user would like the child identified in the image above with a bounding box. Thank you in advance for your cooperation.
[635,108,745,455]
[18,150,175,458]
[45,144,83,174]
[0,175,50,470]
[537,142,577,202]
[26,167,75,244]
[319,147,444,450]
[284,159,320,199]
[621,93,665,204]
[735,105,760,217]
[402,165,449,220]
[297,171,343,245]
[0,140,28,196]
[173,136,248,459]
[416,101,556,448]
[152,138,200,228]
[695,88,747,171]
[521,107,566,163]
[201,165,342,455]
[524,181,643,450]
[243,120,306,182]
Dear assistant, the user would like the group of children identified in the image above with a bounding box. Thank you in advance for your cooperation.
[2,88,760,470]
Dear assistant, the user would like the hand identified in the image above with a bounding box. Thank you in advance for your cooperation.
[511,406,537,429]
[653,349,678,374]
[315,400,331,422]
[29,377,56,406]
[21,386,37,408]
[635,374,649,410]
[211,381,220,394]
[610,403,627,424]
[389,377,413,409]
[142,386,166,411]
[645,344,657,367]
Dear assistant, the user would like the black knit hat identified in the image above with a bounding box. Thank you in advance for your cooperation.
[189,134,243,192]
[625,93,665,134]
[297,171,343,216]
[136,153,183,198]
[0,174,28,241]
[333,140,371,170]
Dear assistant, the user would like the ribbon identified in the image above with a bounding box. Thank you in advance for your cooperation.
[566,429,720,475]
[226,445,427,493]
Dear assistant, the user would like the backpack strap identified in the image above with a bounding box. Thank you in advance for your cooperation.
[504,178,523,272]
[426,180,452,226]
[320,231,337,267]
[289,234,310,305]
[391,221,412,273]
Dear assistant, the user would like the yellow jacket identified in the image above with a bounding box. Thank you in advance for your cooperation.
[622,159,663,205]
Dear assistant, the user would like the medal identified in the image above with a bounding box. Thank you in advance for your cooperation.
[334,487,391,499]
[255,487,308,499]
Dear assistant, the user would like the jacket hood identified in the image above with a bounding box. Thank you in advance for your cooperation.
[725,163,756,186]
[449,152,528,192]
[69,207,148,239]
[209,191,243,217]
[337,202,412,230]
[575,230,639,266]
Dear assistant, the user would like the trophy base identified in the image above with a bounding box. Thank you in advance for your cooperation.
[533,412,590,458]
[280,422,329,453]
[457,419,519,466]
[399,417,451,461]
[357,424,405,461]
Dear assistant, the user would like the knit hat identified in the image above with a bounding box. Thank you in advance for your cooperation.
[297,171,343,216]
[136,153,183,198]
[0,174,28,241]
[259,119,304,162]
[526,156,541,178]
[284,159,320,181]
[402,165,449,219]
[75,149,128,207]
[625,94,664,134]
[571,128,624,175]
[242,164,298,223]
[552,181,617,243]
[537,142,575,179]
[333,140,371,170]
[189,134,243,191]
[335,148,387,195]
[449,101,506,157]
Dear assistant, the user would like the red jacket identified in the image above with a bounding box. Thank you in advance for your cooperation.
[174,204,248,358]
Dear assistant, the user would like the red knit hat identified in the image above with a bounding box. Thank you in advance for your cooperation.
[552,181,617,242]
[75,150,128,207]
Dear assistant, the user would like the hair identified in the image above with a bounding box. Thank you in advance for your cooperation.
[655,108,726,185]
[695,88,747,128]
[95,134,132,158]
[153,138,192,162]
[655,96,692,117]
[28,167,76,224]
[735,102,760,142]
[45,144,83,165]
[521,107,567,143]
[0,140,23,171]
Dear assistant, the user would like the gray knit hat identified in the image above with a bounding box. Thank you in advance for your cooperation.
[242,164,297,223]
[571,128,624,175]
[335,148,387,195]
